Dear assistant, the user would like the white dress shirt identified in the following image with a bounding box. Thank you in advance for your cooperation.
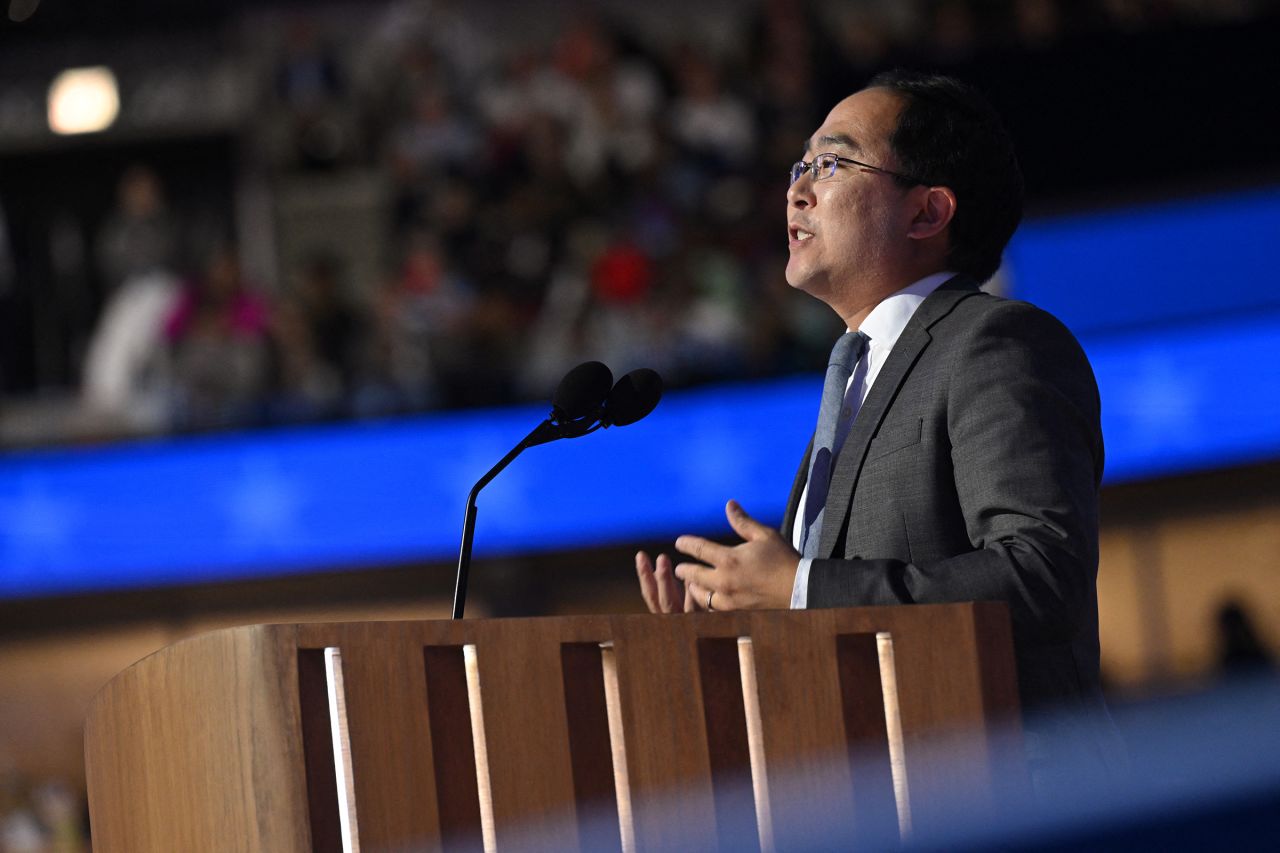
[790,272,954,608]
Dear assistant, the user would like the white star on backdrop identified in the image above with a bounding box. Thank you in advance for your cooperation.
[221,456,305,553]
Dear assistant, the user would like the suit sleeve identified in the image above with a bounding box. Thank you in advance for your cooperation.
[805,303,1104,644]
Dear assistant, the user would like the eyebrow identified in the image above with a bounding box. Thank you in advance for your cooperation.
[803,133,863,156]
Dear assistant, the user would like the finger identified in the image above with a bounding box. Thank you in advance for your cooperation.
[726,499,770,541]
[675,534,729,566]
[686,579,727,612]
[635,551,661,614]
[654,553,682,613]
[674,561,715,595]
[683,579,705,611]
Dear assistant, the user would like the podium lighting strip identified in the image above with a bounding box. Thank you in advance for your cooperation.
[599,642,637,853]
[463,644,498,853]
[876,632,911,838]
[324,647,362,853]
[738,636,775,853]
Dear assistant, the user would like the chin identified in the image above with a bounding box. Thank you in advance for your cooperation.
[784,262,809,291]
[784,265,820,295]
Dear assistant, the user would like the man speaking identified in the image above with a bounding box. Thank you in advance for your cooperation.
[636,71,1121,785]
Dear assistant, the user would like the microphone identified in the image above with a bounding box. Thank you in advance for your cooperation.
[603,368,663,427]
[452,362,663,618]
[553,360,614,420]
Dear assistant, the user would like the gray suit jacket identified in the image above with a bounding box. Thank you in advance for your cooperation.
[783,276,1107,720]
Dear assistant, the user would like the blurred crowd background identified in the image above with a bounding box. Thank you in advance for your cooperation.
[2,0,1277,444]
[3,0,1280,850]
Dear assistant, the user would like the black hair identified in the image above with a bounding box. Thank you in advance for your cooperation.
[868,70,1024,284]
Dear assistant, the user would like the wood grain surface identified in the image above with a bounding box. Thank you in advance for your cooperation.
[85,604,1023,852]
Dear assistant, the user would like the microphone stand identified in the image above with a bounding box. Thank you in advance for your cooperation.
[452,414,603,619]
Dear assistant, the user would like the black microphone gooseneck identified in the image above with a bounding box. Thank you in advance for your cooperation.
[452,361,616,619]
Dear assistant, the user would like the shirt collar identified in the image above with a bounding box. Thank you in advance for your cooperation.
[854,271,955,348]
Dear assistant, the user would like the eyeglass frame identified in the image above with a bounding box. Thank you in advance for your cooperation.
[789,152,922,188]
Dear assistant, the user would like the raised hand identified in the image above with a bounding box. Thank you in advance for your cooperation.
[673,500,801,612]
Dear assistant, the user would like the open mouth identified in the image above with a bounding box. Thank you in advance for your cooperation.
[789,226,814,244]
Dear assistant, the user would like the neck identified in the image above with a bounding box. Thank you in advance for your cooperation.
[833,265,946,329]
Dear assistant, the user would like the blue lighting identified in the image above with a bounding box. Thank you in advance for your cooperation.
[0,381,817,599]
[1084,312,1280,482]
[1005,186,1280,335]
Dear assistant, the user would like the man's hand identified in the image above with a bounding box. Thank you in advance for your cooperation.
[674,500,801,611]
[636,551,696,613]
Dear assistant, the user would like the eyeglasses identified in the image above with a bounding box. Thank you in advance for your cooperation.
[789,152,921,187]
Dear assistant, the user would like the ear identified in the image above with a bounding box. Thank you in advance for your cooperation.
[906,186,957,241]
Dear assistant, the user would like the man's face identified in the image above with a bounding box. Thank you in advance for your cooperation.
[785,88,917,315]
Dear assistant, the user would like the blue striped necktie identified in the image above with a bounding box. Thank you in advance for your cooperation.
[801,331,869,558]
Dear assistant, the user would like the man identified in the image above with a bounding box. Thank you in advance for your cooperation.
[636,70,1121,779]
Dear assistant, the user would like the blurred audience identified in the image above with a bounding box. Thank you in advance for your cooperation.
[361,232,476,413]
[80,269,180,433]
[274,19,353,170]
[0,771,85,853]
[80,167,184,433]
[163,244,272,430]
[9,0,1268,443]
[94,166,179,299]
[272,252,368,421]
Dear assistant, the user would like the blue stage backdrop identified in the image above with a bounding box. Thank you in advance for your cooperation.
[2,186,1279,599]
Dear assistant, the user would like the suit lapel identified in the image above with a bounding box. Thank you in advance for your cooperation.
[816,276,980,557]
[781,436,814,538]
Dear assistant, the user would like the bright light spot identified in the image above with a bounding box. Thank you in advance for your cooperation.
[47,66,120,135]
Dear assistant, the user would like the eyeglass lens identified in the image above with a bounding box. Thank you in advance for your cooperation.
[789,155,839,185]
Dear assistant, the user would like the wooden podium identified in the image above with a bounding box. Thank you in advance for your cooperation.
[85,604,1026,851]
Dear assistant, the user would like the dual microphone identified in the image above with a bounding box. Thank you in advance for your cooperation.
[452,362,663,618]
[527,361,664,446]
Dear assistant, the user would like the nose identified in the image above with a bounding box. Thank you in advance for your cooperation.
[787,171,813,209]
